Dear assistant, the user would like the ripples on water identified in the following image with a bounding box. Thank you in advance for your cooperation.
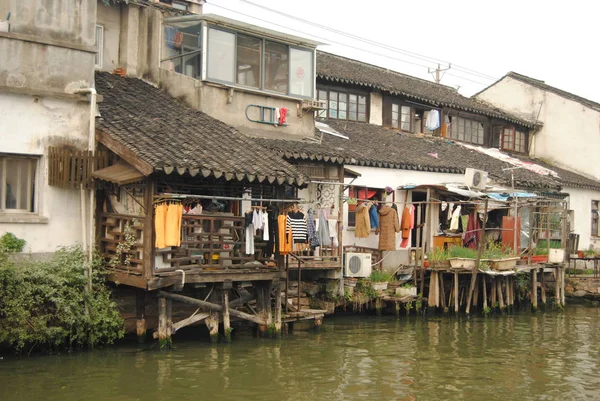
[2,305,600,401]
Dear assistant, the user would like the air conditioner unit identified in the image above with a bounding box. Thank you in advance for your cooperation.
[344,252,372,278]
[301,99,327,111]
[464,168,488,190]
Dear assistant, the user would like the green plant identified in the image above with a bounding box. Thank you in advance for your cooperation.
[415,293,423,311]
[427,247,450,263]
[483,241,512,259]
[448,246,478,259]
[370,270,392,283]
[0,246,124,353]
[583,249,596,258]
[347,198,358,205]
[533,247,549,256]
[0,233,26,253]
[108,220,138,269]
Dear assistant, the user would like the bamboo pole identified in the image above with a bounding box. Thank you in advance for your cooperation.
[532,269,538,310]
[466,198,489,314]
[473,276,479,308]
[482,276,488,310]
[540,270,547,306]
[222,289,231,343]
[491,277,497,308]
[454,272,459,313]
[439,273,447,310]
[497,278,505,310]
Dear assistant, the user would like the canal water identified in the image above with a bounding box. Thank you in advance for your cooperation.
[2,305,600,401]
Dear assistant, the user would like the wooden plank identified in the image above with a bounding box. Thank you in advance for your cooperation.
[106,272,148,289]
[159,291,266,326]
[96,130,154,176]
[153,312,209,339]
[143,179,154,279]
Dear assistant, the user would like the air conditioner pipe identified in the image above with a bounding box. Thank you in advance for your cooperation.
[75,87,97,292]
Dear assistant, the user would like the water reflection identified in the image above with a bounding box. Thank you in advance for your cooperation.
[2,306,600,401]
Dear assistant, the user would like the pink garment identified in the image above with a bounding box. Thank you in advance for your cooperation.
[400,205,415,248]
[279,108,288,125]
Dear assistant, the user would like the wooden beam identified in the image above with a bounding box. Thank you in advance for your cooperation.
[152,312,209,339]
[222,289,232,343]
[96,130,154,176]
[148,271,279,290]
[143,179,155,279]
[106,272,148,289]
[158,291,266,326]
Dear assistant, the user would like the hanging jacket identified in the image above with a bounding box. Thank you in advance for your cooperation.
[354,204,371,238]
[307,209,320,248]
[400,205,415,248]
[278,214,293,255]
[378,205,400,251]
[369,204,380,229]
[318,210,331,246]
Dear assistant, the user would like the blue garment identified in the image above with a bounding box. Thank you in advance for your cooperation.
[307,209,320,248]
[369,204,380,229]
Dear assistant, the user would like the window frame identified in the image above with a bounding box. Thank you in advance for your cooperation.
[317,88,368,122]
[383,97,414,132]
[95,25,104,69]
[205,25,315,99]
[592,201,600,237]
[449,116,485,145]
[493,124,528,153]
[0,155,39,215]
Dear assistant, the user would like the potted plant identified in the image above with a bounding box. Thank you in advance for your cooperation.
[483,243,519,271]
[396,282,417,297]
[530,247,549,263]
[370,270,391,291]
[426,247,451,269]
[448,246,479,269]
[347,197,358,212]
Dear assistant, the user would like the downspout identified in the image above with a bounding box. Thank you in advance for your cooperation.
[75,87,97,292]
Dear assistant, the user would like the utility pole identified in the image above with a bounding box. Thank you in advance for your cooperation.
[428,63,452,83]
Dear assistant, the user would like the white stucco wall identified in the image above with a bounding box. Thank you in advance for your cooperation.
[0,93,89,254]
[369,92,383,126]
[564,187,600,251]
[476,77,600,180]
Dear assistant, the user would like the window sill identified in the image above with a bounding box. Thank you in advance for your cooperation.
[203,80,313,102]
[0,214,49,224]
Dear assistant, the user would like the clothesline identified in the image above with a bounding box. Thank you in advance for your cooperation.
[154,193,308,204]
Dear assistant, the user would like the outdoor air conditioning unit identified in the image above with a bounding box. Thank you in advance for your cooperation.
[344,253,372,278]
[464,168,488,190]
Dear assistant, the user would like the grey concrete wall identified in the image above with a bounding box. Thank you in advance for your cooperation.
[0,0,96,46]
[96,1,120,71]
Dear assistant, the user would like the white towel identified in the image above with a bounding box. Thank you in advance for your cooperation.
[262,212,269,241]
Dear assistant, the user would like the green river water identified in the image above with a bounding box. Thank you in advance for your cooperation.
[2,305,600,401]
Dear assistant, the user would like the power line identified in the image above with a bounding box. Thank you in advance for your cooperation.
[206,1,494,87]
[238,0,498,82]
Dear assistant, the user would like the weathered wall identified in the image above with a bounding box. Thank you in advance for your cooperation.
[564,187,600,251]
[0,93,90,254]
[96,1,121,72]
[476,77,600,181]
[160,68,315,138]
[369,91,383,126]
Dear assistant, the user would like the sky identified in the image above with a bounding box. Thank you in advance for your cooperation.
[203,0,600,100]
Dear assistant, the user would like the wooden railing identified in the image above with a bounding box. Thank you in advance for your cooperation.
[155,214,257,273]
[98,212,145,274]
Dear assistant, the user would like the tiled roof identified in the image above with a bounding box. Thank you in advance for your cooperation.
[94,71,308,186]
[504,72,600,112]
[257,120,600,191]
[316,51,539,129]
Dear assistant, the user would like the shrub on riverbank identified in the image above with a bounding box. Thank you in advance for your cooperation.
[0,246,123,354]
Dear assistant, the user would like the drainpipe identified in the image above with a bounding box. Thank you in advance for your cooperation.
[75,87,97,292]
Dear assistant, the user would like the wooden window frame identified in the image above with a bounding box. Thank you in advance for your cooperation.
[449,116,484,145]
[384,97,414,132]
[0,155,38,214]
[499,126,528,153]
[317,89,368,122]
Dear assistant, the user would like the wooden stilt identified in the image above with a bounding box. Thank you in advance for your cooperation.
[395,301,400,318]
[439,273,447,310]
[505,277,512,308]
[482,276,488,312]
[466,198,489,314]
[473,276,479,308]
[222,289,232,343]
[135,290,147,344]
[540,269,547,306]
[561,267,566,306]
[454,272,459,313]
[497,277,505,310]
[375,298,383,316]
[314,317,323,330]
[428,272,438,308]
[274,278,282,337]
[158,297,171,349]
[206,289,219,343]
[532,269,538,311]
[491,277,497,308]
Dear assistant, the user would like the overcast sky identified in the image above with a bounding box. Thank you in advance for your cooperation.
[204,0,600,101]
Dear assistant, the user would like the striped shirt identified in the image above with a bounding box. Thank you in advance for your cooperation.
[287,212,308,244]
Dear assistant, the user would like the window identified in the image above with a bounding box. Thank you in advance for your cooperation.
[592,201,599,236]
[385,100,413,131]
[236,34,262,88]
[494,126,527,153]
[205,27,314,98]
[264,41,288,93]
[449,117,484,145]
[163,25,202,79]
[171,1,188,10]
[347,186,385,227]
[317,90,367,121]
[0,156,37,213]
[95,25,104,69]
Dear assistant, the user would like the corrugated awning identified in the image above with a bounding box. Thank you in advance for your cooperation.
[92,163,145,185]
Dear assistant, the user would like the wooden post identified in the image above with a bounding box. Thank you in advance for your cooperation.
[561,267,566,306]
[135,290,147,344]
[222,289,231,343]
[143,179,155,280]
[314,316,323,330]
[255,281,273,337]
[532,269,538,311]
[491,277,497,308]
[454,272,459,313]
[420,189,432,296]
[472,276,479,308]
[395,301,400,318]
[540,269,547,306]
[497,277,505,310]
[466,198,489,314]
[375,297,383,316]
[158,296,171,349]
[439,273,447,310]
[428,271,438,308]
[274,277,283,337]
[482,276,488,311]
[205,288,220,343]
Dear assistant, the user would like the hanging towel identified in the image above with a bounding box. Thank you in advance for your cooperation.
[245,224,255,255]
[164,203,183,247]
[354,204,371,238]
[307,209,320,248]
[155,203,168,248]
[278,214,293,255]
[279,107,288,125]
[318,210,331,246]
[252,210,261,235]
[369,204,380,229]
[425,109,440,131]
[328,218,338,247]
[262,212,269,241]
[449,205,462,231]
[463,212,481,249]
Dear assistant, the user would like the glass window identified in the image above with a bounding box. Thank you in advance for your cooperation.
[450,117,484,145]
[328,91,338,119]
[401,106,411,131]
[358,95,367,122]
[515,131,526,153]
[318,89,367,121]
[289,48,313,97]
[502,127,514,150]
[317,90,327,118]
[236,34,262,88]
[391,104,399,128]
[264,41,288,93]
[95,25,103,69]
[1,156,36,213]
[593,201,599,236]
[207,28,235,83]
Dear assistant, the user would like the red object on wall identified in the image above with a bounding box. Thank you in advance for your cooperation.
[502,216,521,251]
[279,108,288,125]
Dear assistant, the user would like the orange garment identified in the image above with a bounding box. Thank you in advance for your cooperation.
[155,203,167,248]
[278,214,293,255]
[400,205,415,248]
[164,203,183,247]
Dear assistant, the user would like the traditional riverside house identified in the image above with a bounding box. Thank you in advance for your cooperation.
[475,72,600,250]
[258,52,600,276]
